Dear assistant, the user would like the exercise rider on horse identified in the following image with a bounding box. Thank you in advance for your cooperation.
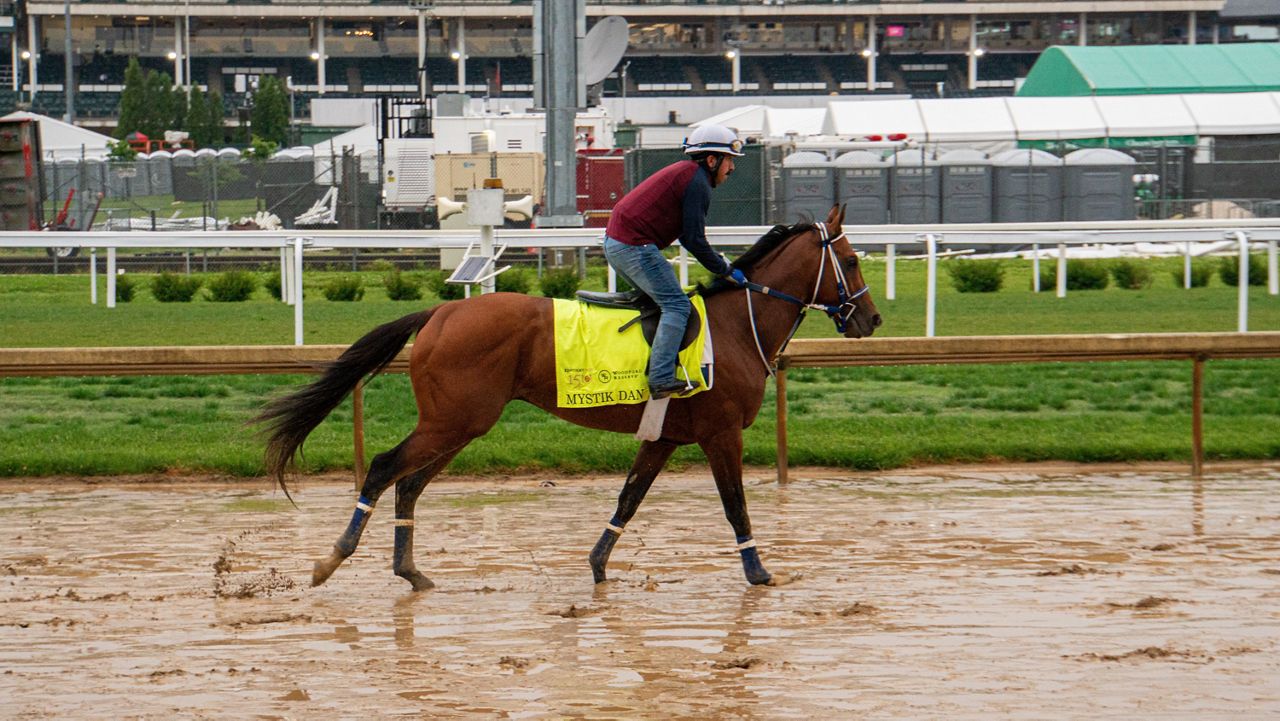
[603,124,749,399]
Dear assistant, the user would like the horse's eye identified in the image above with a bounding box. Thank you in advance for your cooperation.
[844,254,859,270]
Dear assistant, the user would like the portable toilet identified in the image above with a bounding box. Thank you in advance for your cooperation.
[834,150,889,225]
[1063,148,1136,221]
[781,151,835,222]
[938,149,992,224]
[889,148,940,224]
[992,149,1063,223]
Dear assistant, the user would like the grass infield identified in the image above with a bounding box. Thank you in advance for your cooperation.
[1,255,1277,477]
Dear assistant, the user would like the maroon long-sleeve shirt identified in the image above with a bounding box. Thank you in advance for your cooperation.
[605,160,731,276]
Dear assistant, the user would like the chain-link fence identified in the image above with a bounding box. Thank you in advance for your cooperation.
[38,147,382,233]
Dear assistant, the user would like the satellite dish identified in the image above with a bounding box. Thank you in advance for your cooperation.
[582,16,629,87]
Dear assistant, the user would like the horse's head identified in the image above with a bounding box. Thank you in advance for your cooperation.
[771,205,881,338]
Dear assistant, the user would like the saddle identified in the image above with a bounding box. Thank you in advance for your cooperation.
[576,290,701,352]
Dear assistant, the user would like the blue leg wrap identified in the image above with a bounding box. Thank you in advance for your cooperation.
[335,495,373,557]
[736,534,771,584]
[393,524,411,570]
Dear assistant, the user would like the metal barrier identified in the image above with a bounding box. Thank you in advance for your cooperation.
[774,332,1280,484]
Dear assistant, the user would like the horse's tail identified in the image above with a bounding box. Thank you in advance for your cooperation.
[255,308,434,497]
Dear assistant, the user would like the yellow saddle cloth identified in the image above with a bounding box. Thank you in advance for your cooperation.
[553,296,712,408]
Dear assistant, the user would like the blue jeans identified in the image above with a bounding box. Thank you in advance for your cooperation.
[603,236,691,385]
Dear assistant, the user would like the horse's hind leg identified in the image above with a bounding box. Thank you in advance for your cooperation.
[700,429,778,586]
[589,440,678,583]
[312,438,414,587]
[392,447,464,591]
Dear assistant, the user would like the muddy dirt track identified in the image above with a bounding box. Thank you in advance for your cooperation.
[2,465,1279,719]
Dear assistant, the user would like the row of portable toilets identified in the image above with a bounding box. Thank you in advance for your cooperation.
[781,148,1138,224]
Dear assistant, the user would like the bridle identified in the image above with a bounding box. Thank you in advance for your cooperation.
[738,222,871,376]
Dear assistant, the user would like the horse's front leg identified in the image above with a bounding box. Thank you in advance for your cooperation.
[589,439,679,583]
[700,429,780,586]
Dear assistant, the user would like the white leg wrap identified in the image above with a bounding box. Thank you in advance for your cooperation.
[635,396,671,442]
[736,539,757,551]
[393,518,414,527]
[356,501,374,513]
[605,523,624,535]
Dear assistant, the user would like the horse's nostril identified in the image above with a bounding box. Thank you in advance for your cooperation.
[872,314,883,328]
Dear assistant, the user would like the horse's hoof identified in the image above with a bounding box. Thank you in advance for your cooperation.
[312,556,340,587]
[398,570,435,592]
[763,573,797,587]
[591,567,608,584]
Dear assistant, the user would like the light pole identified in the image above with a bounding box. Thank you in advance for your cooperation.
[63,0,74,124]
[167,50,179,86]
[724,46,740,94]
[967,46,985,90]
[619,59,629,122]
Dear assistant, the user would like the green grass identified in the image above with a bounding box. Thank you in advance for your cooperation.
[0,256,1278,477]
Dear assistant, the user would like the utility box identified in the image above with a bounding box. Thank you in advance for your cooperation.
[781,151,835,223]
[834,150,889,225]
[466,187,506,226]
[939,149,992,224]
[1063,148,1137,221]
[992,149,1063,223]
[0,118,44,230]
[889,148,940,224]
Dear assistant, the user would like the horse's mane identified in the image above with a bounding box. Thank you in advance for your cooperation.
[700,222,815,297]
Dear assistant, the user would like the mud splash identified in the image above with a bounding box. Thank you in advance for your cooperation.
[2,467,1279,718]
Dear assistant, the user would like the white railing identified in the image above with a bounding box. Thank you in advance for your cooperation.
[3,217,1278,343]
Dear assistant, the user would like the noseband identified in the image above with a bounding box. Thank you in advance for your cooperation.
[738,222,871,375]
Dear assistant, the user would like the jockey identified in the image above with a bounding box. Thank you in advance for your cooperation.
[603,124,750,399]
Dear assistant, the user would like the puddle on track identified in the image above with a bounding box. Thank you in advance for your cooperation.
[2,467,1279,718]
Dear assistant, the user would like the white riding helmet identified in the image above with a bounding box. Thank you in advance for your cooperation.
[682,124,745,157]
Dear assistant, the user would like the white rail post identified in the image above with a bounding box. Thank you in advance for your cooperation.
[678,246,689,287]
[90,248,97,304]
[1233,231,1249,333]
[1056,242,1068,299]
[280,246,292,305]
[1031,243,1041,292]
[1269,239,1278,296]
[923,233,938,338]
[606,263,616,293]
[1184,240,1193,289]
[885,243,896,301]
[106,248,117,309]
[294,237,305,345]
[479,223,496,295]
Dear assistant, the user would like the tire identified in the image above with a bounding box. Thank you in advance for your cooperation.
[46,246,81,259]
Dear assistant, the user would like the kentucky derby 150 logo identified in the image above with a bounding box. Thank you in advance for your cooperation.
[597,369,612,384]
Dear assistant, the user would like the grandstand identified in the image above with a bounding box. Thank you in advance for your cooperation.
[3,0,1279,130]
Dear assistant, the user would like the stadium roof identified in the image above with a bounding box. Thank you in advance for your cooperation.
[1017,44,1280,97]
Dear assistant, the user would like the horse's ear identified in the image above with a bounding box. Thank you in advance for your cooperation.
[838,203,846,227]
[825,204,840,227]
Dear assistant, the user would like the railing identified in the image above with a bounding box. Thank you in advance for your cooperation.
[3,218,1279,342]
[774,332,1280,484]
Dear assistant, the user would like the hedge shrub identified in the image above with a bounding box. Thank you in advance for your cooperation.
[1109,260,1153,290]
[205,270,258,302]
[946,259,1004,293]
[424,270,464,301]
[383,269,423,301]
[1169,262,1212,288]
[1219,254,1267,287]
[151,272,203,302]
[539,268,581,299]
[1038,260,1110,291]
[322,275,364,302]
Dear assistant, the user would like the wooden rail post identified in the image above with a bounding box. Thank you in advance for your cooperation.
[775,361,789,484]
[1192,356,1204,478]
[353,381,366,491]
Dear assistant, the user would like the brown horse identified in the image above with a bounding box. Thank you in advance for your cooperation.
[256,204,880,590]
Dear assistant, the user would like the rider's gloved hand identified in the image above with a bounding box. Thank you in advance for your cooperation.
[727,268,748,286]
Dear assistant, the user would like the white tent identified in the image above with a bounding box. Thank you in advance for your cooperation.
[1003,97,1108,141]
[1178,92,1280,135]
[310,123,377,157]
[915,97,1016,142]
[1,111,114,160]
[1093,95,1198,138]
[691,105,770,137]
[761,107,827,139]
[823,99,925,139]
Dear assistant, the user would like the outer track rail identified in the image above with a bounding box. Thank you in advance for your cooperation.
[774,332,1280,483]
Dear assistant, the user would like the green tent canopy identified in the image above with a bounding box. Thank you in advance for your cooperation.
[1017,44,1280,97]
